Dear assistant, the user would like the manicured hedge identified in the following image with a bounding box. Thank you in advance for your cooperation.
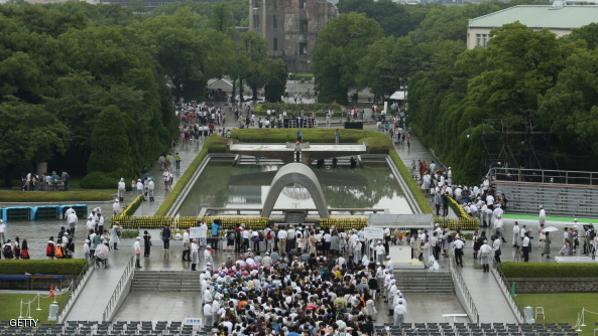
[154,135,226,216]
[0,190,113,202]
[389,150,433,214]
[79,171,119,189]
[500,262,598,278]
[433,216,479,230]
[0,259,87,275]
[320,217,368,230]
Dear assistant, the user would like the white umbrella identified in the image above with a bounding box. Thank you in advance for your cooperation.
[542,226,558,233]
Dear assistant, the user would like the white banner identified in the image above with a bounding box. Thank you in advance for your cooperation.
[363,227,384,240]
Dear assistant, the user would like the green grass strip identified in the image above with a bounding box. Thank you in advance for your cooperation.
[501,261,598,278]
[503,213,597,223]
[0,190,113,202]
[389,149,432,214]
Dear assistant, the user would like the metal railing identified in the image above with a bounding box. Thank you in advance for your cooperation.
[490,167,598,186]
[491,267,524,323]
[448,253,480,324]
[102,255,136,322]
[57,264,95,323]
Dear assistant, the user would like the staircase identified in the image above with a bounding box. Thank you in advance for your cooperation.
[395,270,454,294]
[130,271,200,292]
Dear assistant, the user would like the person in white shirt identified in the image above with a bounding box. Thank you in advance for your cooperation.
[479,240,492,272]
[538,205,546,227]
[486,194,495,207]
[453,236,465,267]
[512,222,521,248]
[493,236,502,264]
[521,233,531,262]
[203,302,213,327]
[148,178,155,202]
[393,300,407,326]
[133,237,142,268]
[112,199,121,216]
[117,178,126,202]
[287,226,296,251]
[375,242,386,265]
[277,228,287,255]
[135,179,144,196]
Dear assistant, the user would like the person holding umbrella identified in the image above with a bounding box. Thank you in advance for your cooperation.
[541,225,558,258]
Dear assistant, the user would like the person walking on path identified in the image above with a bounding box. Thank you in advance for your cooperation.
[67,210,78,235]
[493,235,502,265]
[110,223,121,250]
[162,225,171,252]
[190,239,199,271]
[143,230,152,257]
[117,178,126,202]
[134,237,142,269]
[539,205,546,227]
[521,232,531,262]
[393,299,407,326]
[0,220,6,244]
[148,178,155,202]
[541,232,551,259]
[182,229,190,262]
[175,153,182,172]
[453,235,465,267]
[479,240,492,272]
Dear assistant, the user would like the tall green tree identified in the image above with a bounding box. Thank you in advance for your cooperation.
[0,100,69,186]
[312,13,384,103]
[88,105,133,176]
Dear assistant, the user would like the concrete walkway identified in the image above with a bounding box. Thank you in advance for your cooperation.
[461,268,517,323]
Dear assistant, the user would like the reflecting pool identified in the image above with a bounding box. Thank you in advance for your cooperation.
[177,163,412,215]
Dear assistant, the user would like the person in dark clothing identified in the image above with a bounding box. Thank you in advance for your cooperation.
[441,193,449,217]
[143,230,152,257]
[162,225,171,250]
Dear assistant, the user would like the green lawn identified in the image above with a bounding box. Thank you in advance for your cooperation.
[0,190,113,202]
[515,293,598,336]
[0,292,68,324]
[503,213,597,224]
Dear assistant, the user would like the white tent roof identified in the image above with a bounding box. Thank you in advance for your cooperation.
[389,90,407,100]
[207,78,233,91]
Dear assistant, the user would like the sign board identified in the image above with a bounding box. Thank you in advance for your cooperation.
[367,214,433,230]
[363,227,384,240]
[183,317,202,326]
[189,227,206,239]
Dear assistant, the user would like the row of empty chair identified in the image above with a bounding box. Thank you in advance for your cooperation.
[0,321,206,336]
[374,323,576,336]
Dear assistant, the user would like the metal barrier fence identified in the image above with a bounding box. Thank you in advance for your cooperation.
[448,253,480,324]
[57,264,95,323]
[102,255,136,322]
[490,167,598,186]
[492,267,524,324]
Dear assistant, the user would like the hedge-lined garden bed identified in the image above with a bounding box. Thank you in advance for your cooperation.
[154,135,227,216]
[0,259,87,275]
[501,262,598,278]
[0,190,113,202]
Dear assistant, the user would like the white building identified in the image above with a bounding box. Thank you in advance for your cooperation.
[467,2,598,49]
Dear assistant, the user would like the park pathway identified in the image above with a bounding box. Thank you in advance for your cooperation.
[461,267,518,323]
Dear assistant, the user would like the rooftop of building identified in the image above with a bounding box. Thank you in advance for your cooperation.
[468,4,598,29]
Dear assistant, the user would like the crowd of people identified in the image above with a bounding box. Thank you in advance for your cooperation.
[199,225,413,335]
[20,170,70,191]
[0,220,30,260]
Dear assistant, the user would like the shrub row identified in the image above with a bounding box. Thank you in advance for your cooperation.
[433,216,480,230]
[202,216,269,230]
[115,195,143,219]
[0,259,87,275]
[230,128,382,144]
[117,216,199,229]
[320,217,368,230]
[0,190,113,202]
[500,262,598,278]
